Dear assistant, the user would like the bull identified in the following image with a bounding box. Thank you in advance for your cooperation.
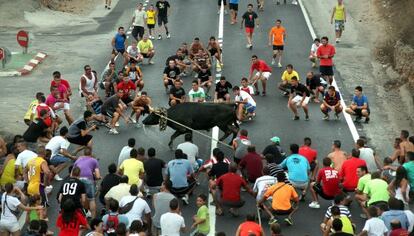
[142,103,239,148]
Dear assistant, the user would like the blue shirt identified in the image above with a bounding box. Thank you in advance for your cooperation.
[280,154,310,182]
[229,0,239,4]
[352,95,368,107]
[403,161,414,188]
[114,33,126,50]
[167,159,193,188]
[381,210,410,230]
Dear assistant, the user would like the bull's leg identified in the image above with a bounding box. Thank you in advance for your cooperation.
[229,124,239,144]
[218,125,232,142]
[168,130,184,149]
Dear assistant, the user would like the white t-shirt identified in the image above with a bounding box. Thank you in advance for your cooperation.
[359,147,377,172]
[0,193,21,223]
[127,45,140,58]
[405,210,414,232]
[235,90,256,107]
[253,175,277,201]
[46,136,70,158]
[176,142,199,166]
[119,195,151,228]
[160,212,185,236]
[362,217,388,236]
[133,10,147,27]
[118,146,133,167]
[15,150,37,168]
[310,43,320,54]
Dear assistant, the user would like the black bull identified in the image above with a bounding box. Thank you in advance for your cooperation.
[142,103,239,148]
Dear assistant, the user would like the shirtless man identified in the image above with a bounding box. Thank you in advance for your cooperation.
[327,140,347,171]
[189,37,206,60]
[400,130,414,163]
[131,91,152,128]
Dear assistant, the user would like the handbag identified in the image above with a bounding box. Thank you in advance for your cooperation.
[2,193,20,218]
[118,196,139,214]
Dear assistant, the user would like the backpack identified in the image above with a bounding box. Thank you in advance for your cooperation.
[104,213,119,235]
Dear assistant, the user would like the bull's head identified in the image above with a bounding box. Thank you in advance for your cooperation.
[142,110,161,126]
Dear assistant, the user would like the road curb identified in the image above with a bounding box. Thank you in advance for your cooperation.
[0,52,47,77]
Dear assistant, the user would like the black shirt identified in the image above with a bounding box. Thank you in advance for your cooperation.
[23,119,48,142]
[198,69,212,82]
[262,144,284,164]
[144,157,166,187]
[58,177,86,209]
[242,11,258,28]
[166,55,184,66]
[331,233,353,236]
[305,75,322,90]
[101,94,120,114]
[99,173,121,202]
[291,83,311,97]
[215,81,232,98]
[155,1,170,17]
[208,162,229,179]
[163,66,181,80]
[169,86,185,99]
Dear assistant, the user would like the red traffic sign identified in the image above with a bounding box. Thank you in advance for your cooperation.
[0,48,4,61]
[17,30,29,48]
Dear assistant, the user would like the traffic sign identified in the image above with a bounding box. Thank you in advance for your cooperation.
[17,30,29,53]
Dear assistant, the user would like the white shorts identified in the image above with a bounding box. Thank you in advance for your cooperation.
[255,71,271,80]
[55,102,70,114]
[292,95,310,106]
[0,220,20,233]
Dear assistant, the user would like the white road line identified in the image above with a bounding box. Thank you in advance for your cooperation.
[298,0,360,142]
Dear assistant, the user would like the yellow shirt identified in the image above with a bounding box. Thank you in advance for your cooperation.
[24,100,39,120]
[0,158,16,186]
[120,158,144,186]
[147,10,156,25]
[281,70,300,82]
[334,4,345,21]
[138,40,153,54]
[27,157,46,196]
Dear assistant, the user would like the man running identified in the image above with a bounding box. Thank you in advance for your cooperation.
[248,55,272,96]
[331,0,346,43]
[131,3,147,41]
[345,86,370,123]
[233,86,256,122]
[155,0,171,39]
[288,77,311,120]
[111,27,128,66]
[241,4,259,49]
[321,85,343,120]
[316,36,336,84]
[268,19,286,67]
[217,0,228,15]
[229,0,240,25]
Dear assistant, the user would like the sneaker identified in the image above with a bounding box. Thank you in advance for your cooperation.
[109,128,119,135]
[312,62,316,68]
[292,0,298,5]
[261,91,266,96]
[335,113,340,120]
[278,62,282,68]
[283,91,289,96]
[54,174,63,181]
[364,117,370,123]
[107,7,111,9]
[182,195,189,205]
[249,45,253,50]
[148,61,154,65]
[229,208,239,217]
[105,5,108,8]
[254,91,260,96]
[354,116,362,123]
[271,58,276,65]
[305,115,309,121]
[360,213,367,219]
[293,116,300,120]
[284,217,293,226]
[323,114,329,120]
[194,73,199,78]
[269,217,278,225]
[166,33,171,39]
[104,123,112,129]
[45,185,53,194]
[236,120,242,125]
[246,44,251,48]
[85,210,92,218]
[135,123,142,128]
[130,118,137,124]
[115,122,120,127]
[308,201,320,209]
[158,35,162,40]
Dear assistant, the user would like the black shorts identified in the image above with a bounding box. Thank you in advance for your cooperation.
[147,24,155,29]
[141,53,150,58]
[67,135,93,146]
[218,0,227,5]
[313,183,335,200]
[132,26,145,39]
[354,108,370,116]
[129,57,139,64]
[272,208,293,215]
[319,65,334,76]
[273,45,284,51]
[229,3,238,11]
[310,161,317,171]
[112,48,125,55]
[121,96,133,105]
[102,109,114,118]
[158,15,168,26]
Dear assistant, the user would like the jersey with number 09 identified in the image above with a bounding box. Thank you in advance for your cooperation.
[58,177,86,210]
[27,157,46,196]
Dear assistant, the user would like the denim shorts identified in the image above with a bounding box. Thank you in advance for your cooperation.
[50,155,71,166]
[80,178,96,200]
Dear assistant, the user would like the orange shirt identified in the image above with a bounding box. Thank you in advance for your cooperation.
[264,182,298,210]
[269,26,286,46]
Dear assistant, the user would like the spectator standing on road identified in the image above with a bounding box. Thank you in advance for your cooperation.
[46,86,74,126]
[248,55,272,96]
[309,38,321,68]
[380,197,409,231]
[146,5,157,39]
[403,152,414,191]
[23,109,51,147]
[240,4,258,49]
[253,166,277,202]
[155,0,171,39]
[111,27,128,66]
[102,63,118,97]
[119,184,151,229]
[330,0,346,43]
[26,146,51,204]
[153,180,176,233]
[117,138,135,166]
[177,133,200,171]
[345,86,370,123]
[229,0,239,25]
[46,127,75,181]
[160,198,185,235]
[321,85,343,120]
[57,167,87,212]
[15,141,37,178]
[23,92,44,126]
[239,145,263,183]
[102,199,129,234]
[316,36,336,85]
[288,76,311,121]
[163,60,182,93]
[99,163,121,205]
[264,154,287,181]
[138,35,155,65]
[388,166,410,205]
[232,129,251,164]
[131,3,147,42]
[188,80,206,103]
[268,19,286,68]
[126,41,143,65]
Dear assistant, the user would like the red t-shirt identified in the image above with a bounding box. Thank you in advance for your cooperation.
[51,79,71,90]
[238,221,263,236]
[390,228,409,236]
[51,79,71,99]
[216,172,247,202]
[250,60,272,74]
[239,152,263,182]
[117,81,136,99]
[299,145,318,163]
[316,44,336,66]
[340,157,367,190]
[317,167,341,197]
[56,210,88,236]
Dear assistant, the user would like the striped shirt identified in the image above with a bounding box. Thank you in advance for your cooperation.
[325,205,352,219]
[266,163,290,184]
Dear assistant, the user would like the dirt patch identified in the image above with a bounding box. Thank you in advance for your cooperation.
[41,0,101,15]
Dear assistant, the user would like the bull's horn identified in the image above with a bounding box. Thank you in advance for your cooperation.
[148,105,154,112]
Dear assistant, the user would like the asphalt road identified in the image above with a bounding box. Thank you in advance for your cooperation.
[44,0,366,235]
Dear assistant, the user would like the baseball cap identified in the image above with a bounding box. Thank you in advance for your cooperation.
[270,136,281,143]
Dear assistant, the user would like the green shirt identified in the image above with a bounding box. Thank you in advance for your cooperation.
[188,88,206,102]
[357,173,371,192]
[196,205,210,234]
[363,178,390,206]
[340,216,354,235]
[403,161,414,188]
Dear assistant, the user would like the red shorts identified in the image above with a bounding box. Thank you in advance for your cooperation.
[245,27,254,34]
[43,117,52,127]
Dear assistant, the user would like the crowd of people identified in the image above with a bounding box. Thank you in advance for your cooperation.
[0,0,410,235]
